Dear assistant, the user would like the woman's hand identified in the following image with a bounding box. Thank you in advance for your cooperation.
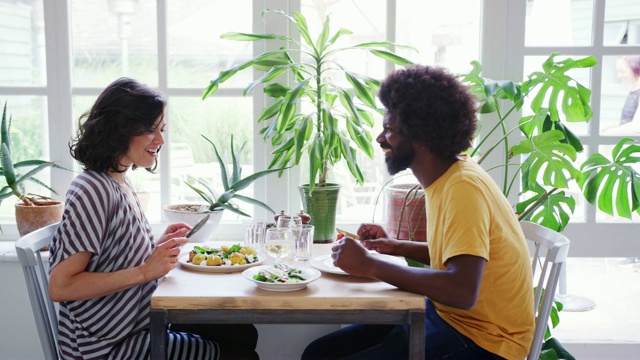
[156,222,190,246]
[141,237,186,282]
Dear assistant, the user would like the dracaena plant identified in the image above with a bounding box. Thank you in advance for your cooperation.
[0,102,61,206]
[184,135,288,217]
[461,53,640,232]
[202,9,414,192]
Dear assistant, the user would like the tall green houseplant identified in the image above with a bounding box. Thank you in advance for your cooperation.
[203,10,414,241]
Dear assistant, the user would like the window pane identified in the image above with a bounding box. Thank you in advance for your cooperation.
[70,0,158,87]
[525,0,593,46]
[397,0,481,72]
[167,96,253,222]
[167,0,253,88]
[600,55,640,135]
[0,0,46,86]
[0,96,50,218]
[603,0,640,45]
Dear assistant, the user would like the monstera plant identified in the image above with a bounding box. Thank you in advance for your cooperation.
[462,53,640,233]
[202,9,414,241]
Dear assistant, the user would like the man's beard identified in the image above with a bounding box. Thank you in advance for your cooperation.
[385,143,414,175]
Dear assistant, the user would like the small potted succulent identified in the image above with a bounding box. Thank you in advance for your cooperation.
[163,134,287,242]
[0,102,66,236]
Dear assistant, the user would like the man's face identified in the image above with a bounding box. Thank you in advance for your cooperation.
[377,112,415,175]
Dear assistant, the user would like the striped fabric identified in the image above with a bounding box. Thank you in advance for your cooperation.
[49,170,218,360]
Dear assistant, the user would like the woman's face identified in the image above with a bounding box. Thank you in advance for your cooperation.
[121,115,166,170]
[617,58,638,87]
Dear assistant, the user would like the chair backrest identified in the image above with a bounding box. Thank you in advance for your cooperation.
[520,221,571,360]
[14,222,61,360]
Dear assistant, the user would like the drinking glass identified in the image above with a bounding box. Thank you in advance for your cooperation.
[293,224,314,261]
[277,215,303,251]
[264,227,294,266]
[243,219,266,250]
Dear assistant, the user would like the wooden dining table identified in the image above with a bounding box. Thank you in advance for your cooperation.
[149,243,426,359]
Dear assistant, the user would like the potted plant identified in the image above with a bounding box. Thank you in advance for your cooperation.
[0,102,65,236]
[202,9,414,242]
[163,134,286,242]
[459,53,639,359]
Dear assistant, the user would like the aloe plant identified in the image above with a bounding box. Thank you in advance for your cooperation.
[461,53,640,232]
[202,10,414,192]
[184,135,288,217]
[0,102,61,206]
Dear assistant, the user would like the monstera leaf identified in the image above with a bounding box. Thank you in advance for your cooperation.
[579,138,640,218]
[511,130,582,190]
[523,53,596,123]
[460,61,523,115]
[517,181,576,232]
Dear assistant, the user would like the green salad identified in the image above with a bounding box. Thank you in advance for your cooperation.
[253,263,307,283]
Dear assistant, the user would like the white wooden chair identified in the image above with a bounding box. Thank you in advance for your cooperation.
[14,222,61,360]
[520,221,571,360]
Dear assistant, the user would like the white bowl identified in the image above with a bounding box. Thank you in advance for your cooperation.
[162,204,224,243]
[242,265,321,292]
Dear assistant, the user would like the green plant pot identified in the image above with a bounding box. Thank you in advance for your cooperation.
[299,184,341,243]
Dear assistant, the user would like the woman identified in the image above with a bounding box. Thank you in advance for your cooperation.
[48,77,258,360]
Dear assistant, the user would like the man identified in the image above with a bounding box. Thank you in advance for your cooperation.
[302,65,534,359]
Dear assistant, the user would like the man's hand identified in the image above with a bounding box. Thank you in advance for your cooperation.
[331,237,375,277]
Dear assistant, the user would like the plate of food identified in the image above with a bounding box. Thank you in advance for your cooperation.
[310,252,407,275]
[242,264,321,292]
[179,243,264,273]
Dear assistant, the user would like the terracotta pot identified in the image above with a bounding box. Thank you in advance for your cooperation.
[162,204,224,243]
[384,184,427,242]
[15,201,64,237]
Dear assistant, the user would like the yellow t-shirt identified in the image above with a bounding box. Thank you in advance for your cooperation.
[425,157,534,359]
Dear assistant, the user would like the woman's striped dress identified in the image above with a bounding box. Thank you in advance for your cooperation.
[49,170,218,359]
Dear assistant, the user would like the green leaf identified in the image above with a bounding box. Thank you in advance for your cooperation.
[517,186,575,232]
[221,32,279,41]
[327,28,353,47]
[579,138,640,218]
[291,12,315,50]
[233,193,277,214]
[202,50,286,99]
[511,130,581,189]
[243,65,290,95]
[523,53,596,123]
[343,70,377,108]
[1,143,16,187]
[263,83,290,98]
[368,49,414,66]
[258,98,285,122]
[201,135,229,191]
[315,15,331,52]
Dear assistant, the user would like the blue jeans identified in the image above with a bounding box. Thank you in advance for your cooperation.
[301,299,504,360]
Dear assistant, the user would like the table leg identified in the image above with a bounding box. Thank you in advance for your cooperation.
[150,310,168,360]
[408,310,426,359]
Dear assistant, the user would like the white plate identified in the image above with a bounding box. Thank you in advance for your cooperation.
[242,265,321,292]
[178,252,265,273]
[310,253,407,275]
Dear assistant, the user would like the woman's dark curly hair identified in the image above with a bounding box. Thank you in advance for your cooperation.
[378,65,478,159]
[70,77,166,173]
